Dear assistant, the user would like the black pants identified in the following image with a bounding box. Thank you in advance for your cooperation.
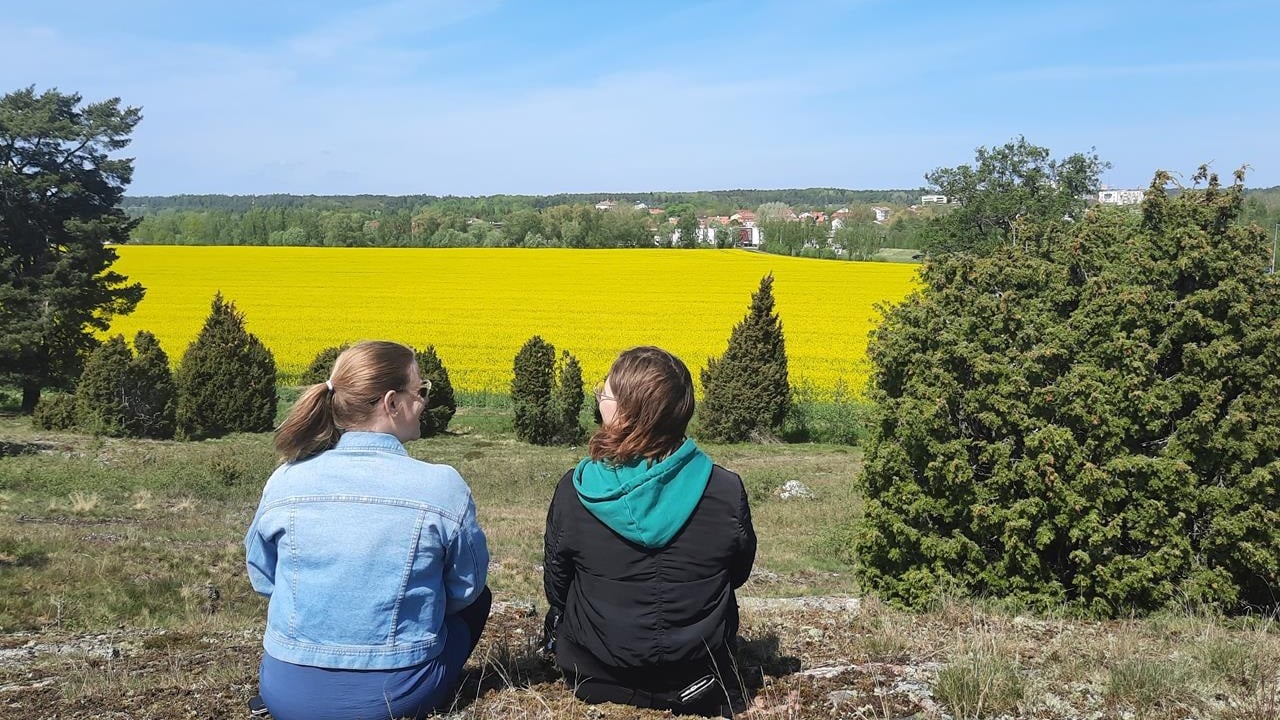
[456,585,492,655]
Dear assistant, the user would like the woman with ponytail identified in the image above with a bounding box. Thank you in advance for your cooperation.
[542,346,757,717]
[244,340,490,720]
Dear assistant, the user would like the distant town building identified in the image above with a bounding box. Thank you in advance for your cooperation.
[920,194,948,204]
[594,200,618,211]
[1097,188,1145,206]
[873,206,890,223]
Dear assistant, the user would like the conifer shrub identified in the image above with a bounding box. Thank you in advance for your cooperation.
[855,168,1280,616]
[32,393,78,431]
[416,345,457,437]
[699,274,791,442]
[512,336,556,445]
[550,350,585,444]
[125,331,176,439]
[300,344,348,386]
[75,335,133,436]
[175,293,278,440]
[511,336,583,445]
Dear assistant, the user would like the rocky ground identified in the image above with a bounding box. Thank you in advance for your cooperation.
[0,598,933,720]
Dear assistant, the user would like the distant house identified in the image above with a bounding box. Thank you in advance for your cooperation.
[873,206,890,223]
[729,211,761,247]
[1097,188,1145,206]
[594,200,618,211]
[920,194,948,204]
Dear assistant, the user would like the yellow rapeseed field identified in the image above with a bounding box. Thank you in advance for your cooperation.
[105,247,919,397]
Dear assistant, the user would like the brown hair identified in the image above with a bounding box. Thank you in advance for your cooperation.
[274,340,416,463]
[587,346,695,464]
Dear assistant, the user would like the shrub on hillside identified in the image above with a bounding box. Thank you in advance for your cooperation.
[511,336,583,445]
[125,331,176,439]
[699,274,791,442]
[32,393,78,431]
[512,336,556,445]
[175,293,278,440]
[550,350,585,444]
[300,344,348,386]
[855,167,1280,616]
[75,335,134,436]
[416,345,457,437]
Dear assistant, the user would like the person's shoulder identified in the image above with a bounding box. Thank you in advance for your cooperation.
[709,463,743,484]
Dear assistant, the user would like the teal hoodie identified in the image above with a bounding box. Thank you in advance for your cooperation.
[572,438,713,549]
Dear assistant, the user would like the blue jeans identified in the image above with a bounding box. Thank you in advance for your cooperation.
[259,587,491,720]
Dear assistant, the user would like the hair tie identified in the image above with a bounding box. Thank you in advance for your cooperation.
[325,379,334,393]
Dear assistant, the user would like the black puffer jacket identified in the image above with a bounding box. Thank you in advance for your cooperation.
[543,463,756,686]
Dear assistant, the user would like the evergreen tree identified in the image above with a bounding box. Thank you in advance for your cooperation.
[511,336,557,445]
[699,274,791,442]
[855,167,1280,616]
[416,345,457,437]
[31,393,78,431]
[175,293,278,440]
[125,331,176,439]
[0,87,145,413]
[550,350,585,444]
[75,335,133,436]
[300,344,349,386]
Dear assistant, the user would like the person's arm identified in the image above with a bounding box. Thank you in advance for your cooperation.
[443,493,490,615]
[244,508,277,597]
[542,473,576,630]
[729,476,757,589]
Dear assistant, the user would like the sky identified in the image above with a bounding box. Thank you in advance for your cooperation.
[3,0,1278,196]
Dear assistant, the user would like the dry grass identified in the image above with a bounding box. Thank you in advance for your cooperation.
[2,415,1279,718]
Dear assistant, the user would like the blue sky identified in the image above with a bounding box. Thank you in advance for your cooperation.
[3,0,1277,195]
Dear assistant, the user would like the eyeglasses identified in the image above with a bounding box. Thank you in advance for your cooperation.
[367,378,432,405]
[592,382,614,403]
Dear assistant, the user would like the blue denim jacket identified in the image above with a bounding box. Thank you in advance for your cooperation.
[244,431,489,670]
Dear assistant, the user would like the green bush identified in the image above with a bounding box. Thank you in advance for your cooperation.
[299,344,348,386]
[699,274,791,442]
[31,393,78,431]
[416,345,457,437]
[855,168,1280,616]
[75,335,133,436]
[550,350,584,444]
[125,331,176,439]
[511,336,582,446]
[175,293,278,440]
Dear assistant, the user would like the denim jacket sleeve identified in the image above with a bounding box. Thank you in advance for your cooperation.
[443,493,489,615]
[244,505,278,597]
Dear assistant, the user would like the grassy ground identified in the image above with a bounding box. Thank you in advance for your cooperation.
[2,408,1278,719]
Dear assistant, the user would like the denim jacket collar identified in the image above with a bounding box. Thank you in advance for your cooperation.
[335,431,408,455]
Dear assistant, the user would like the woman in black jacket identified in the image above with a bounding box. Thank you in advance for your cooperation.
[543,346,757,716]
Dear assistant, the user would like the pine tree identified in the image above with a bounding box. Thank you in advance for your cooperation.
[699,274,791,442]
[125,331,176,439]
[511,336,557,445]
[0,87,145,413]
[75,335,134,436]
[416,345,457,437]
[175,293,278,440]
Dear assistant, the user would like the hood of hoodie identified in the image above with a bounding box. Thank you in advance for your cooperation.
[572,438,713,549]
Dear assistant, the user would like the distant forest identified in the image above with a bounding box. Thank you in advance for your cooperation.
[122,186,1280,251]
